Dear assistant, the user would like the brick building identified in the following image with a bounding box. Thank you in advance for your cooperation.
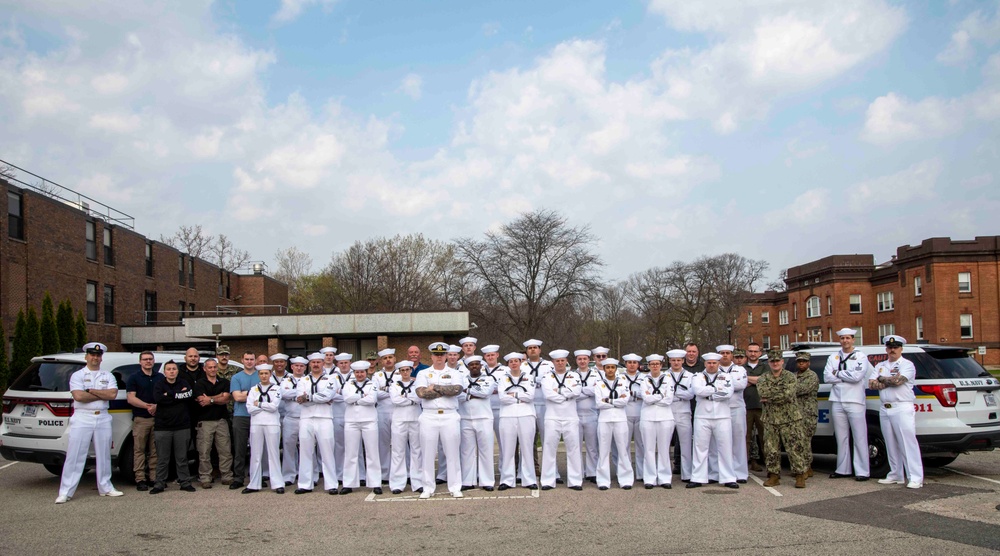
[741,236,1000,366]
[1,176,288,351]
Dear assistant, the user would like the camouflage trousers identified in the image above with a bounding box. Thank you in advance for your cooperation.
[800,417,817,468]
[763,420,809,475]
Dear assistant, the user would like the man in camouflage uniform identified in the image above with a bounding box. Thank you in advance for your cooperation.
[756,348,808,488]
[793,351,819,478]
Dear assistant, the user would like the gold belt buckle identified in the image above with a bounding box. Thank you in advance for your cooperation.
[884,403,892,409]
[94,410,101,415]
[437,409,444,414]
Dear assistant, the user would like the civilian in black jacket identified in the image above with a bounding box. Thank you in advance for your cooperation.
[151,361,196,494]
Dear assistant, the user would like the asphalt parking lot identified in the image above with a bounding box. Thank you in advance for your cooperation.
[1,451,998,555]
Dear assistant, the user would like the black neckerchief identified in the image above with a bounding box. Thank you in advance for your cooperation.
[601,376,620,399]
[309,374,323,395]
[838,351,857,371]
[669,370,687,390]
[624,372,642,395]
[381,369,396,384]
[467,375,484,396]
[336,372,350,388]
[257,384,275,403]
[552,371,570,390]
[648,375,665,396]
[353,379,370,395]
[578,368,592,383]
[703,371,719,387]
[506,373,528,392]
[485,365,501,378]
[526,360,543,378]
[397,380,414,397]
[287,375,301,388]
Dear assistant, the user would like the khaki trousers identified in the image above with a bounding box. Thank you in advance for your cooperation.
[196,419,234,482]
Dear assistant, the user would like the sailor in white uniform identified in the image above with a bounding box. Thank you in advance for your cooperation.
[715,345,748,483]
[414,342,465,498]
[540,349,583,490]
[497,352,538,490]
[618,354,646,481]
[523,339,553,475]
[823,327,874,481]
[340,361,381,495]
[640,354,675,488]
[595,358,634,490]
[665,349,695,482]
[294,353,339,494]
[688,352,738,489]
[388,361,423,494]
[244,364,284,494]
[373,348,397,485]
[459,355,497,491]
[481,344,507,440]
[279,356,307,486]
[870,335,924,489]
[574,349,600,483]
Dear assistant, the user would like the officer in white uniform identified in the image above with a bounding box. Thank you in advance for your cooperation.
[823,327,873,480]
[56,342,123,504]
[373,348,397,484]
[481,344,507,440]
[870,335,923,489]
[245,364,284,494]
[574,349,600,483]
[389,361,423,494]
[665,349,695,482]
[279,356,307,486]
[341,361,381,495]
[294,353,339,494]
[414,342,465,498]
[498,352,538,490]
[618,354,646,481]
[595,358,633,490]
[459,355,497,491]
[541,349,583,490]
[641,354,675,488]
[716,345,749,483]
[688,353,738,489]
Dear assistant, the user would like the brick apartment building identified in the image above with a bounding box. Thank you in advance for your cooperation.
[741,236,1000,366]
[1,176,288,351]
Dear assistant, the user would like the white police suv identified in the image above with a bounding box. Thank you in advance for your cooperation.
[1,351,238,478]
[788,342,1000,477]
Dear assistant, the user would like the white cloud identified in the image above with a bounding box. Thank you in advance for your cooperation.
[272,0,338,24]
[399,73,423,100]
[848,158,942,211]
[937,3,1000,65]
[861,86,1000,145]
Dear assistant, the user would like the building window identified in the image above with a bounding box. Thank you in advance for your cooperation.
[7,191,24,240]
[792,302,798,320]
[806,296,821,318]
[914,276,922,297]
[958,272,971,293]
[219,270,225,298]
[226,272,232,298]
[102,227,113,266]
[849,294,862,313]
[144,291,157,325]
[103,285,115,324]
[778,310,789,325]
[828,327,833,342]
[763,335,772,350]
[747,311,753,324]
[178,301,186,322]
[145,241,153,277]
[855,327,864,345]
[778,335,788,350]
[188,258,195,288]
[915,316,924,341]
[86,281,98,322]
[761,311,769,324]
[178,255,185,286]
[878,323,895,343]
[960,314,973,338]
[827,296,832,315]
[85,221,97,261]
[188,303,195,316]
[877,291,894,312]
[807,327,822,341]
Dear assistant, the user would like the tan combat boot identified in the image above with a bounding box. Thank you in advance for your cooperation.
[763,473,780,487]
[795,474,806,488]
[805,467,814,478]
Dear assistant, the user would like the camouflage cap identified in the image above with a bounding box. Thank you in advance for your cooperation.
[733,348,746,357]
[365,350,379,360]
[217,345,231,355]
[795,351,810,361]
[767,348,784,361]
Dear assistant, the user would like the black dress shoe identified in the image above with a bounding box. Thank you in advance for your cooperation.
[708,480,718,484]
[621,485,632,490]
[569,485,583,491]
[681,478,690,483]
[525,484,538,490]
[392,489,402,494]
[414,487,423,493]
[327,488,338,495]
[686,482,703,489]
[662,483,672,489]
[180,485,196,492]
[360,480,365,487]
[149,486,165,495]
[556,478,564,484]
[241,488,259,494]
[855,476,869,482]
[436,479,446,485]
[644,484,654,489]
[294,488,312,495]
[541,485,554,491]
[482,486,494,492]
[136,481,149,492]
[498,484,511,491]
[829,473,852,479]
[461,485,473,491]
[373,487,383,495]
[275,488,284,494]
[724,482,739,489]
[229,481,244,490]
[598,486,609,490]
[262,480,268,488]
[339,487,353,495]
[737,479,747,484]
[586,476,597,483]
[284,481,294,487]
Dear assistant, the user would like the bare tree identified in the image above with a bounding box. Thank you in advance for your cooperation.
[213,234,251,272]
[766,268,788,292]
[160,225,213,259]
[455,209,603,346]
[0,162,16,179]
[274,246,313,284]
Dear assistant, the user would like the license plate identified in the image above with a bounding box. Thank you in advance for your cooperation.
[985,393,997,407]
[21,405,37,417]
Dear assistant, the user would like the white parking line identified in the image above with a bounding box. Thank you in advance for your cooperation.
[749,474,783,497]
[0,462,19,471]
[944,466,1000,486]
[366,489,541,502]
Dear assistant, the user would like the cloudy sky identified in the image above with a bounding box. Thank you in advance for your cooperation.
[1,1,998,284]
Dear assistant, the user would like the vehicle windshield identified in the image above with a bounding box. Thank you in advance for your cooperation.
[9,362,84,392]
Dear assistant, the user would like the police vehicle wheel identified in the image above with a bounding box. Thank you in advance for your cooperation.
[43,463,63,476]
[117,438,135,482]
[922,455,959,468]
[867,428,890,479]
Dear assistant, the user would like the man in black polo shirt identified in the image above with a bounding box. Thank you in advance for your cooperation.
[193,359,234,489]
[181,347,205,385]
[681,342,704,374]
[125,351,163,491]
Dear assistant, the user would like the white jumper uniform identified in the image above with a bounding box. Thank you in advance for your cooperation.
[373,368,396,483]
[691,371,735,485]
[295,373,339,491]
[541,370,583,488]
[330,369,364,483]
[525,359,554,466]
[247,383,284,490]
[58,368,117,499]
[596,376,634,488]
[576,367,600,479]
[459,374,497,487]
[640,374,676,486]
[389,378,422,492]
[342,378,381,489]
[667,369,695,481]
[498,372,537,487]
[414,367,464,496]
[823,350,873,477]
[711,364,747,481]
[279,374,305,483]
[483,364,508,439]
[618,371,646,480]
[870,357,923,485]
